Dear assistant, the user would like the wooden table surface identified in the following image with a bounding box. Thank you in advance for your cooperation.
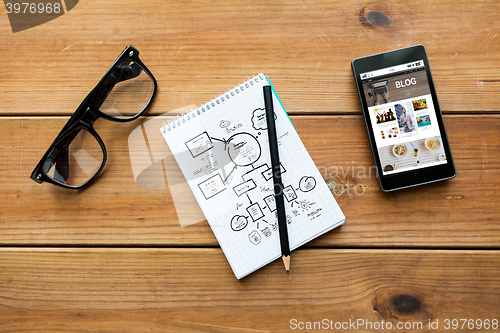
[1,0,499,332]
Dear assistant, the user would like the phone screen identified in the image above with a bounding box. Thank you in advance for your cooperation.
[358,60,449,175]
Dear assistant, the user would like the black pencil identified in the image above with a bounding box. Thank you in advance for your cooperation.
[263,85,291,276]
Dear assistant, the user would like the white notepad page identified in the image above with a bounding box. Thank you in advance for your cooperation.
[161,74,345,279]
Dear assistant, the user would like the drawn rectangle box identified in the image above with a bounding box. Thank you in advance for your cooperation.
[233,179,257,197]
[262,163,286,181]
[283,185,297,202]
[198,173,226,200]
[264,195,276,212]
[242,164,268,182]
[185,131,213,158]
[247,203,264,221]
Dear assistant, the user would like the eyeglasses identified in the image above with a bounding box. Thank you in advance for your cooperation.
[30,45,157,189]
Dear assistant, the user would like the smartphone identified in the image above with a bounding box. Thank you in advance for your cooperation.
[351,45,455,191]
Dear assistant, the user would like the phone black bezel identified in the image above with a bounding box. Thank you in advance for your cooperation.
[351,45,455,191]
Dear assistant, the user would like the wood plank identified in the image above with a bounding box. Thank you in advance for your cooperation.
[0,0,499,116]
[2,115,499,247]
[0,248,499,332]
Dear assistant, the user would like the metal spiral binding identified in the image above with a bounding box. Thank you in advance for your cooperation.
[162,73,265,133]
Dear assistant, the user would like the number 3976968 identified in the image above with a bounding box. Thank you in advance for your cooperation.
[5,2,61,14]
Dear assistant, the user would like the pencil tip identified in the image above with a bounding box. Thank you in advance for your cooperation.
[282,255,291,274]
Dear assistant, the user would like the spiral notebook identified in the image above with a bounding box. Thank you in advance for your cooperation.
[161,74,345,279]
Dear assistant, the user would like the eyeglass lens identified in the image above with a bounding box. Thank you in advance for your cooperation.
[98,58,155,119]
[43,128,104,187]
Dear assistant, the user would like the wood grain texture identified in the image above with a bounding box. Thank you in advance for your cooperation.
[1,0,499,330]
[2,115,498,247]
[1,248,499,332]
[0,0,499,116]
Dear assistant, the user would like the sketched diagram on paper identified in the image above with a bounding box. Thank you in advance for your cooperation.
[184,107,320,246]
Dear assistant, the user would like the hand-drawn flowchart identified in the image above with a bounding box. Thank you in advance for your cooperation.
[182,106,324,247]
[161,76,345,279]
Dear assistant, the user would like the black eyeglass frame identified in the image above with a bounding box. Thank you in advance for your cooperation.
[30,45,157,189]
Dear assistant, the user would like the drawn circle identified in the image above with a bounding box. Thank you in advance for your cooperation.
[299,176,316,192]
[248,230,261,245]
[231,215,248,231]
[227,133,261,167]
[300,201,308,209]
